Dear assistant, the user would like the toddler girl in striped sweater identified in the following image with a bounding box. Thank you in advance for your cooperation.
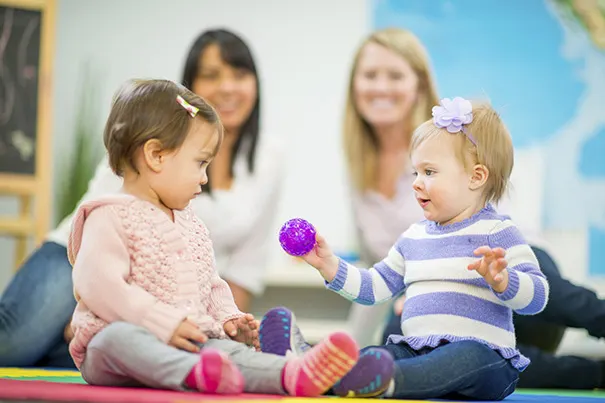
[259,97,549,401]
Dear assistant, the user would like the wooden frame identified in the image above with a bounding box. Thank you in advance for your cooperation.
[0,0,55,269]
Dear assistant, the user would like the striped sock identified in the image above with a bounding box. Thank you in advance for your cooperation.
[184,348,244,394]
[282,331,359,397]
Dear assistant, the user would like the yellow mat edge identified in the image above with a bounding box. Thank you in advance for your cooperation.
[0,368,82,377]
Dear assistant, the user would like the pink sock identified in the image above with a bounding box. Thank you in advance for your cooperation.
[282,331,359,397]
[184,348,244,394]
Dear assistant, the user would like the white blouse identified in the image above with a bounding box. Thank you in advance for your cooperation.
[47,135,285,295]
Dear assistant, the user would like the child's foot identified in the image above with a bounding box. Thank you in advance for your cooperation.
[332,347,395,398]
[282,331,359,397]
[184,348,244,394]
[259,306,311,357]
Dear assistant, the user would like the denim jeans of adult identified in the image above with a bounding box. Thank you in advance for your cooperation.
[0,241,76,368]
[374,340,518,400]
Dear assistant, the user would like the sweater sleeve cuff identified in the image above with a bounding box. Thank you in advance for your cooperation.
[325,259,349,292]
[493,269,520,301]
[141,302,188,343]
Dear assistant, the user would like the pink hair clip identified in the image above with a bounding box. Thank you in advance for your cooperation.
[432,97,476,145]
[176,95,199,118]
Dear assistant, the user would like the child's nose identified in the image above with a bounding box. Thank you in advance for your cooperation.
[412,176,423,191]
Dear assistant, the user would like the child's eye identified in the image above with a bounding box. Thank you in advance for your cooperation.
[199,160,209,168]
[425,169,434,176]
[412,171,418,177]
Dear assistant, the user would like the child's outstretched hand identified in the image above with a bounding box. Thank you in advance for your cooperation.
[468,246,509,293]
[301,233,340,282]
[224,313,260,350]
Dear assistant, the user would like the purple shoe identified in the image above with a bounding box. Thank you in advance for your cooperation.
[332,347,394,398]
[259,307,311,357]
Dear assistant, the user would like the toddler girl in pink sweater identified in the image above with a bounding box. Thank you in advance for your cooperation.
[67,78,359,396]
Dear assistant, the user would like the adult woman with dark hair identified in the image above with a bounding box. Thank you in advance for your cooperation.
[179,29,284,310]
[0,28,283,368]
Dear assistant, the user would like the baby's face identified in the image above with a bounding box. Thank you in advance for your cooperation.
[411,134,478,225]
[154,120,219,210]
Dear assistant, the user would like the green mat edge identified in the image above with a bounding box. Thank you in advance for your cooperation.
[1,375,87,384]
[518,389,605,398]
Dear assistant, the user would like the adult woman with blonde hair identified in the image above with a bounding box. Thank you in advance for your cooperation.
[342,27,439,347]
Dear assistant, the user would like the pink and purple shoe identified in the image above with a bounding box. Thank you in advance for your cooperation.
[260,306,394,397]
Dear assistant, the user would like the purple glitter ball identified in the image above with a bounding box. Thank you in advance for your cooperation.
[279,218,317,256]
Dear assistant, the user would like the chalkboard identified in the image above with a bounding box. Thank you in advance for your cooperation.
[0,5,40,175]
[0,0,54,267]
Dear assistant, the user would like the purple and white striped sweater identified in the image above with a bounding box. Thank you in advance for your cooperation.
[327,204,549,370]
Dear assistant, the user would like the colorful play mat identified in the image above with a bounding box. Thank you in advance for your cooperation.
[1,368,605,402]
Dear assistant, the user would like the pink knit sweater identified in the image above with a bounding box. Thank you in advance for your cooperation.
[67,194,243,369]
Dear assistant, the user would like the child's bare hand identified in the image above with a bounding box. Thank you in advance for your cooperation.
[224,313,260,350]
[468,246,509,293]
[169,319,207,353]
[301,234,340,281]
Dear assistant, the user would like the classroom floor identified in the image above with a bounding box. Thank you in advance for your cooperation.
[1,368,605,403]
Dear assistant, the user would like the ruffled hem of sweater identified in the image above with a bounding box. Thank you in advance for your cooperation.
[386,334,529,371]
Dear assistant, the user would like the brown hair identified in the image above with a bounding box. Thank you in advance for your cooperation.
[411,101,514,203]
[343,28,440,192]
[103,78,223,176]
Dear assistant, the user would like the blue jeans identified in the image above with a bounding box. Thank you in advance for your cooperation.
[0,242,76,368]
[375,340,518,400]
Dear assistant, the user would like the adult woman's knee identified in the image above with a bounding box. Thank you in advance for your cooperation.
[531,246,560,278]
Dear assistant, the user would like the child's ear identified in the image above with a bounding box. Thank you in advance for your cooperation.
[142,139,165,173]
[469,164,489,191]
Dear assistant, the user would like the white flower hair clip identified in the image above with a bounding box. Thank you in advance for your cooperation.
[432,97,476,145]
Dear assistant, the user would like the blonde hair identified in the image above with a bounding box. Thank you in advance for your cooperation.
[343,28,439,191]
[104,79,223,176]
[410,101,514,203]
